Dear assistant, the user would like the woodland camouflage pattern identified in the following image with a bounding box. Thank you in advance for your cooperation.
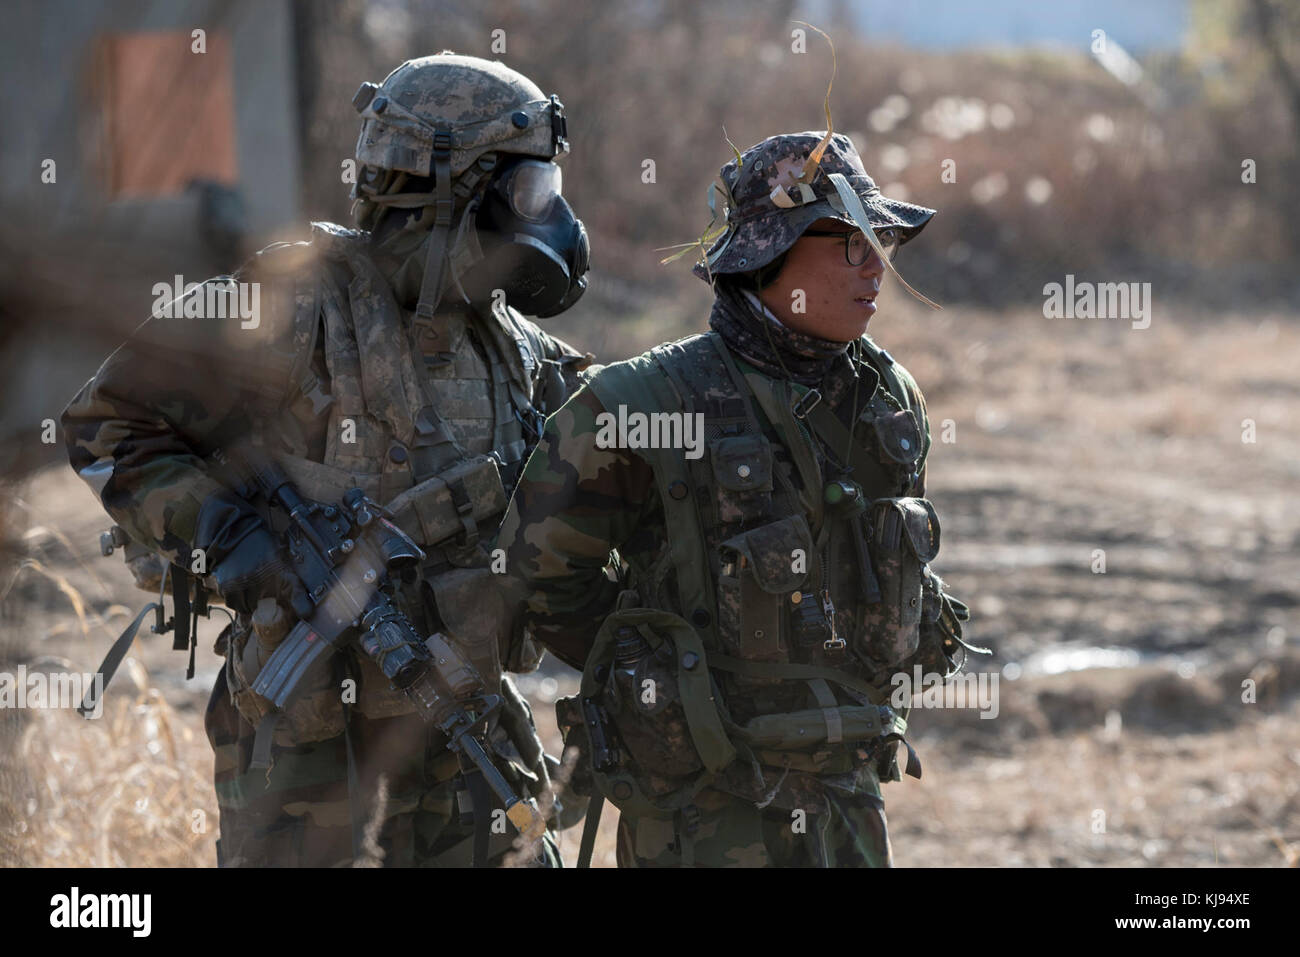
[694,131,937,280]
[498,329,957,866]
[63,230,583,867]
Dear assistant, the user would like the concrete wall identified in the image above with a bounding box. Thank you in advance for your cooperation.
[0,0,303,472]
[1,0,302,246]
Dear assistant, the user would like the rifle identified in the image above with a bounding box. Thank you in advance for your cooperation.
[232,448,546,842]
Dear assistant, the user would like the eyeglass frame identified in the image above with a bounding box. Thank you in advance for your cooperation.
[801,226,901,266]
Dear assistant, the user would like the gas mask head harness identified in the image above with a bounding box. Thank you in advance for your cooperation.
[350,53,587,320]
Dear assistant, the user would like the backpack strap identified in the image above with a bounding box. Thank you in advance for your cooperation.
[586,340,722,652]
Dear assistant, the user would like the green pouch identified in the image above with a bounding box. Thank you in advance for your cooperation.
[578,608,737,819]
[858,497,940,666]
[741,705,891,750]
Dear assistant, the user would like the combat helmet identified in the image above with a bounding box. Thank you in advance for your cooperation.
[349,53,574,319]
[694,131,937,306]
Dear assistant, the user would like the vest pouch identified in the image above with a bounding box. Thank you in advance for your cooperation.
[709,433,774,525]
[225,612,347,743]
[870,408,923,469]
[578,608,737,819]
[716,515,812,686]
[423,566,506,689]
[910,576,976,679]
[385,453,508,548]
[858,497,940,666]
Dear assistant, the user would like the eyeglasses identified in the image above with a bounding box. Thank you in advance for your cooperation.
[802,227,901,266]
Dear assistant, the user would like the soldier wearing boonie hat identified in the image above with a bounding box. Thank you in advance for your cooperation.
[498,130,987,867]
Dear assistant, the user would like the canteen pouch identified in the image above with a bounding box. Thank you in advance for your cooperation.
[579,608,736,818]
[715,515,813,685]
[858,497,940,666]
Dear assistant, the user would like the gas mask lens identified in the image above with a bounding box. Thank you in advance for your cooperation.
[505,160,562,223]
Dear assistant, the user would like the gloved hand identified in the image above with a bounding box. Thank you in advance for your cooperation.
[194,490,313,619]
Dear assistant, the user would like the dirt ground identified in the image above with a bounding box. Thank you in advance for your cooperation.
[2,305,1297,867]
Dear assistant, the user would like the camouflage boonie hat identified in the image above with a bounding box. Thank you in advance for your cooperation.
[693,131,935,280]
[353,54,569,178]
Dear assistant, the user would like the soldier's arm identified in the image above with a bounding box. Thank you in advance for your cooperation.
[61,269,297,566]
[533,327,597,410]
[496,387,655,670]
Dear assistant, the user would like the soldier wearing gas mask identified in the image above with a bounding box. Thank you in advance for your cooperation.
[62,53,592,867]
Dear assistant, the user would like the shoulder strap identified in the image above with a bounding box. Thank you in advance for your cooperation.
[585,341,722,651]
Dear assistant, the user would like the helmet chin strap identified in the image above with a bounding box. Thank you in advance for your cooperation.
[414,132,456,324]
[448,197,486,305]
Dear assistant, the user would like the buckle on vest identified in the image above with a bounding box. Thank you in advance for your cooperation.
[791,388,822,419]
[447,477,478,546]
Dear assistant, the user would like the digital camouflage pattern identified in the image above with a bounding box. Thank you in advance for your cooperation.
[354,54,567,179]
[206,664,560,867]
[694,131,936,280]
[63,225,586,866]
[497,328,953,866]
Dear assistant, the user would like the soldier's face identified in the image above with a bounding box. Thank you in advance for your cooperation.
[757,218,886,342]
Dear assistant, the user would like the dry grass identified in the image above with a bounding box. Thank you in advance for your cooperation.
[1,664,217,867]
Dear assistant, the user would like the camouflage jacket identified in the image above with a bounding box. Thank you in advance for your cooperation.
[498,325,966,808]
[63,222,589,737]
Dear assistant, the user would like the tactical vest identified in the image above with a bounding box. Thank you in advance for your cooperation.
[575,332,975,818]
[223,222,563,744]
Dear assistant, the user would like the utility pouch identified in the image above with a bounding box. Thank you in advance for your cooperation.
[709,433,774,525]
[225,610,345,742]
[715,515,812,684]
[912,577,977,678]
[870,408,923,469]
[386,453,508,548]
[424,566,506,689]
[858,497,940,666]
[578,608,736,819]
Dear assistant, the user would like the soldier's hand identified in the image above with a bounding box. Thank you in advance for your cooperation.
[195,490,313,618]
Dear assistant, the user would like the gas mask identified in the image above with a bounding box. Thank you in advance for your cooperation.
[457,158,589,318]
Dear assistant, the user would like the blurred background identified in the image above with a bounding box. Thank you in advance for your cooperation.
[1,0,1297,867]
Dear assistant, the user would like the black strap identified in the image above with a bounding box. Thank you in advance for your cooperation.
[464,767,493,868]
[77,602,159,717]
[170,567,191,652]
[577,794,604,869]
[249,713,279,772]
[338,656,365,861]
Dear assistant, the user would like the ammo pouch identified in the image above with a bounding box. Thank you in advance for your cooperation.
[567,608,737,820]
[858,497,940,666]
[715,515,813,685]
[911,576,978,679]
[709,433,774,525]
[422,566,506,690]
[567,607,915,818]
[386,453,508,548]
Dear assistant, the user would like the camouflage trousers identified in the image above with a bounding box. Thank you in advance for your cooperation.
[614,781,893,868]
[203,667,560,868]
